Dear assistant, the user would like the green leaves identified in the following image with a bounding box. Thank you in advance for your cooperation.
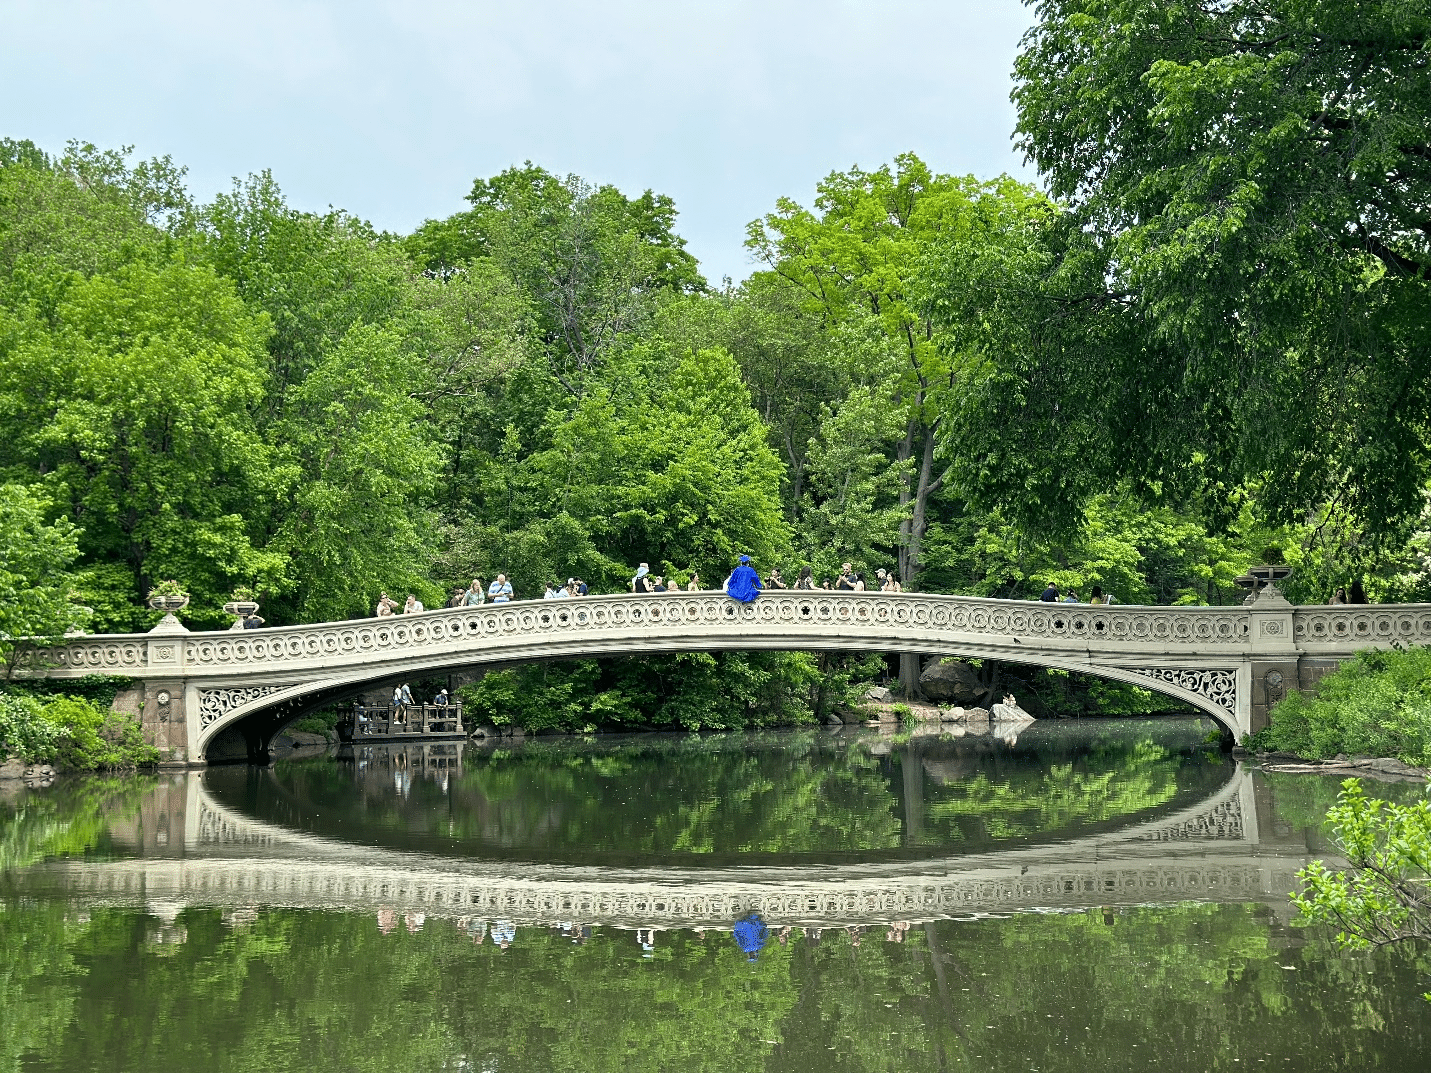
[1294,779,1431,958]
[0,483,84,672]
[0,258,272,629]
[1003,0,1431,538]
[1248,645,1431,764]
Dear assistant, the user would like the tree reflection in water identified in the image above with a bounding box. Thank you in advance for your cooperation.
[229,719,1234,863]
[0,901,1426,1072]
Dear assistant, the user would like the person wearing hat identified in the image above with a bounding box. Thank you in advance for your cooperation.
[724,555,762,603]
[632,563,654,594]
[433,688,449,706]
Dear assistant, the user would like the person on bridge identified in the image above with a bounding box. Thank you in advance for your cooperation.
[464,580,485,606]
[488,575,513,603]
[1039,582,1059,602]
[835,563,857,591]
[686,573,701,591]
[724,555,762,602]
[632,563,654,593]
[795,566,815,590]
[403,594,424,614]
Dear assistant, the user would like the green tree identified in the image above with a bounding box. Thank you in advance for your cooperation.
[1294,779,1430,989]
[0,484,84,674]
[408,163,704,394]
[992,0,1431,542]
[0,259,275,629]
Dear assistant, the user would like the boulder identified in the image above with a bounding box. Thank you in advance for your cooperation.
[941,706,990,724]
[991,701,1035,726]
[918,660,984,705]
[285,731,329,748]
[864,685,895,704]
[0,758,25,780]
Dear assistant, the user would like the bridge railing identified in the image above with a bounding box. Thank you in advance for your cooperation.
[29,591,1431,679]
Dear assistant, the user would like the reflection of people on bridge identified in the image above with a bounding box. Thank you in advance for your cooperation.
[377,908,396,935]
[491,919,516,950]
[724,556,762,603]
[458,917,486,944]
[636,927,656,956]
[732,913,768,962]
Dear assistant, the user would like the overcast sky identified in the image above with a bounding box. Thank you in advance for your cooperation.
[1,1,1038,282]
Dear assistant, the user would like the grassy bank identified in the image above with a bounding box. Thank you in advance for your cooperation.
[0,676,158,770]
[1248,647,1431,766]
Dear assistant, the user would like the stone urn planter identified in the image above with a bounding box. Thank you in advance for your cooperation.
[147,592,190,635]
[1237,565,1292,603]
[1247,564,1293,585]
[223,600,260,630]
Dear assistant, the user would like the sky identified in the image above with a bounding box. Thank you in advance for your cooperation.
[1,1,1039,283]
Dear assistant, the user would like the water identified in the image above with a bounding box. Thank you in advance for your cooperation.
[1,717,1426,1071]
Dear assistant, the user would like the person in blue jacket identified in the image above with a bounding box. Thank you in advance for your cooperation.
[724,555,762,603]
[732,913,768,962]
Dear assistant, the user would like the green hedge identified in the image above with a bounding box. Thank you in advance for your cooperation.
[0,691,158,770]
[1248,647,1431,765]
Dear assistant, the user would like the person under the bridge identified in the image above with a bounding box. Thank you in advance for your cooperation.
[724,555,762,602]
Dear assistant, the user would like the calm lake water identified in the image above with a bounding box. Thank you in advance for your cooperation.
[1,717,1427,1071]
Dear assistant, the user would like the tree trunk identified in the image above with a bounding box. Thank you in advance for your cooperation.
[898,652,923,699]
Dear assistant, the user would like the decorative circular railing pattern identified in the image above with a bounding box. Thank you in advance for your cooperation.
[1293,608,1431,646]
[43,593,1265,675]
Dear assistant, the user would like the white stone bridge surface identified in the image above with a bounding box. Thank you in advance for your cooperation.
[17,766,1319,928]
[26,587,1431,762]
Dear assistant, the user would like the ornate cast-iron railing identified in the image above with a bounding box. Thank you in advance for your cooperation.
[45,591,1428,676]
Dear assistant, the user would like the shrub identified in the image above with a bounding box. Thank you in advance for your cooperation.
[1248,646,1431,765]
[0,694,62,762]
[0,690,157,769]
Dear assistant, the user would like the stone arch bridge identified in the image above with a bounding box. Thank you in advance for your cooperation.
[26,587,1431,764]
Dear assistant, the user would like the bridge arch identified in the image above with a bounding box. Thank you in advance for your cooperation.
[195,632,1243,762]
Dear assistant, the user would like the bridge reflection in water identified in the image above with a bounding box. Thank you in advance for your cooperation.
[22,738,1325,932]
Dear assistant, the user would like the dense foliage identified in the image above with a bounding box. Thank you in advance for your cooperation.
[1294,779,1431,988]
[0,690,156,769]
[1249,646,1431,765]
[986,1,1431,547]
